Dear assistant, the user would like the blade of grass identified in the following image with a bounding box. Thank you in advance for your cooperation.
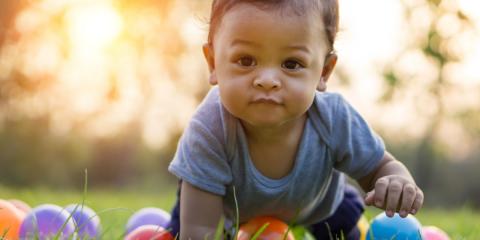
[232,186,239,240]
[1,227,10,240]
[53,168,88,240]
[325,222,333,240]
[213,216,225,240]
[54,169,90,240]
[282,224,292,240]
[53,206,76,239]
[250,223,269,240]
[64,203,81,240]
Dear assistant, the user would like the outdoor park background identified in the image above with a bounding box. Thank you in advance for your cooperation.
[0,0,479,237]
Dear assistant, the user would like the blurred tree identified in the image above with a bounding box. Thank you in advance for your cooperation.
[380,0,479,205]
[0,0,208,189]
[0,1,27,45]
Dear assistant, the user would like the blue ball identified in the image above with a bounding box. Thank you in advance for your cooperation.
[367,212,422,240]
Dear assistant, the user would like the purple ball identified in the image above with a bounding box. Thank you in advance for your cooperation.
[65,204,101,239]
[19,204,76,240]
[126,207,171,234]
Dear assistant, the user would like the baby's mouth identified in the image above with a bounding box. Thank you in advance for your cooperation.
[251,97,283,105]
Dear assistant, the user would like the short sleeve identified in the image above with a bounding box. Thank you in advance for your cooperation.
[168,89,232,196]
[331,95,385,179]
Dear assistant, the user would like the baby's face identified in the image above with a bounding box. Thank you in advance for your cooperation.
[209,3,330,128]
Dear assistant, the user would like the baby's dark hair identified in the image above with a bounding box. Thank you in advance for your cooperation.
[207,0,339,51]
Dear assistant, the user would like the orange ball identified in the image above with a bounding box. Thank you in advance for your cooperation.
[237,216,295,240]
[0,199,26,240]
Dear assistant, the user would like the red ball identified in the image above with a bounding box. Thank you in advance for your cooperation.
[236,216,295,240]
[124,225,174,240]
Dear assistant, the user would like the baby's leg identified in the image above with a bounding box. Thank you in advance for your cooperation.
[307,184,364,240]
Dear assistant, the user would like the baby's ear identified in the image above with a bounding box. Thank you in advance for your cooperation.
[317,52,338,91]
[202,43,218,85]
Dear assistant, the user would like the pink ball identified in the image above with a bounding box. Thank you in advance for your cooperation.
[124,225,174,240]
[422,226,450,240]
[8,199,31,214]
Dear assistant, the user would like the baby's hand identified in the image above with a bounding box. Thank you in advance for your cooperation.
[364,175,424,218]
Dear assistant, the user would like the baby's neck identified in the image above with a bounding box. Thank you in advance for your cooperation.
[243,114,307,179]
[242,114,307,144]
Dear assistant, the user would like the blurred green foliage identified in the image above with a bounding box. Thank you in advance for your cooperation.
[378,0,480,208]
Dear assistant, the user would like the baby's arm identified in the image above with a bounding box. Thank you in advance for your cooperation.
[179,181,224,240]
[357,151,424,218]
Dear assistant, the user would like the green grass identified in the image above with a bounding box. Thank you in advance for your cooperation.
[1,184,480,239]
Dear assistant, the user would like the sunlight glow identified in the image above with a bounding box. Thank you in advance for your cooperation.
[66,3,123,50]
[458,0,480,24]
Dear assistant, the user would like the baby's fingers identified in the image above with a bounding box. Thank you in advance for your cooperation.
[372,177,389,209]
[410,188,424,215]
[385,180,402,217]
[399,183,416,217]
[364,191,375,206]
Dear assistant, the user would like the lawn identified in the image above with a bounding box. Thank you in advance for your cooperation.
[1,185,479,239]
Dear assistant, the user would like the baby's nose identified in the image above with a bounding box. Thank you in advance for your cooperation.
[253,69,281,90]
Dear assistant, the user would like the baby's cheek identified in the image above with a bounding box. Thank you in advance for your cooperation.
[289,94,314,113]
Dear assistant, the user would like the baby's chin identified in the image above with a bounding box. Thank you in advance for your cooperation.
[239,115,304,130]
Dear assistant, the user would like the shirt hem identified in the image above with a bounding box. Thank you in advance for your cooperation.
[168,165,226,196]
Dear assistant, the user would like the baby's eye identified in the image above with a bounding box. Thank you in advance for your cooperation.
[237,56,256,67]
[282,59,304,70]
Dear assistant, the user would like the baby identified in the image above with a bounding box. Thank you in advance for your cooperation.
[168,0,424,239]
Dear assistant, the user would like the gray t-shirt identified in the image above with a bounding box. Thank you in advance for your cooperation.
[168,86,385,225]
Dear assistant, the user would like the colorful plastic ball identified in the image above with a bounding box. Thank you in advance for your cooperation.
[65,204,101,239]
[357,215,369,240]
[366,212,422,240]
[0,199,26,240]
[126,207,171,234]
[422,226,450,240]
[8,199,31,214]
[236,216,295,240]
[19,204,76,240]
[124,225,174,240]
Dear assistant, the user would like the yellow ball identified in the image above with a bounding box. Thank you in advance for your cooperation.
[0,199,26,240]
[357,215,369,240]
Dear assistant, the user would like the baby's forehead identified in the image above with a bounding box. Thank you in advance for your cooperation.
[228,1,323,19]
[224,3,324,29]
[220,4,326,38]
[213,4,329,53]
